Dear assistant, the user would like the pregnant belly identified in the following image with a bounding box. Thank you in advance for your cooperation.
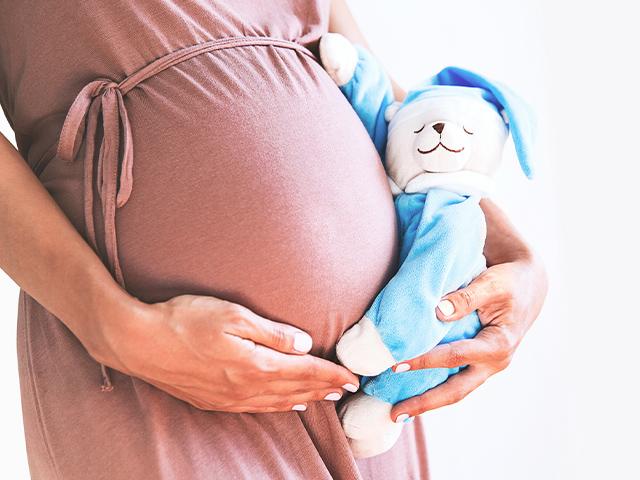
[58,45,397,356]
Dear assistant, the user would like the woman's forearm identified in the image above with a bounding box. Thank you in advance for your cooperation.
[329,0,406,101]
[480,198,536,265]
[0,133,138,363]
[328,0,370,47]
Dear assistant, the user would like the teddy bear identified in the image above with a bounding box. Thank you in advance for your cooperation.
[318,33,535,458]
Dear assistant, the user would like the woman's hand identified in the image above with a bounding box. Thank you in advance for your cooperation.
[96,295,360,413]
[389,200,548,421]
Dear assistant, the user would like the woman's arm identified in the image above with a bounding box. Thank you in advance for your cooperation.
[390,199,548,419]
[0,134,134,358]
[329,0,406,101]
[0,133,359,411]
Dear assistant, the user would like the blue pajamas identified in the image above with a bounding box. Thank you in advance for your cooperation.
[361,189,484,405]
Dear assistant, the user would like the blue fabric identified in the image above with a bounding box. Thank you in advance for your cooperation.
[363,309,481,406]
[404,66,536,179]
[361,190,485,405]
[339,45,395,161]
[336,46,491,406]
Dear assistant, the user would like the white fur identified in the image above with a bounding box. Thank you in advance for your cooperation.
[404,169,496,197]
[336,317,396,376]
[386,93,508,195]
[338,392,404,458]
[384,101,402,122]
[319,33,359,86]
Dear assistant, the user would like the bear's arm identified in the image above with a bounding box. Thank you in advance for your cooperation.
[339,46,396,159]
[370,190,487,361]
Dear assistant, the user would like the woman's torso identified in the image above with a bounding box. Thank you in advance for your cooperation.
[0,1,429,478]
[1,0,398,356]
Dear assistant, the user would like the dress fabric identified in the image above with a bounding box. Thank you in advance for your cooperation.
[0,1,430,478]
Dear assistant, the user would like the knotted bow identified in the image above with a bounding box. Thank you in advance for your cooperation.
[57,79,134,206]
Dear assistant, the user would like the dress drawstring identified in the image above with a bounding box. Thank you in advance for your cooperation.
[56,79,131,390]
[54,36,316,391]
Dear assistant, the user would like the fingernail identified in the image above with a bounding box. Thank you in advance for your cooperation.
[292,404,307,411]
[324,392,342,401]
[293,332,313,353]
[342,383,359,393]
[394,363,411,373]
[437,299,455,317]
[395,413,410,424]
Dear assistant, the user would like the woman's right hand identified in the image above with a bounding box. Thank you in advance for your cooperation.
[94,294,360,413]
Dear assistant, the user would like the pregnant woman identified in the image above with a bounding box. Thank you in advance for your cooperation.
[0,1,547,478]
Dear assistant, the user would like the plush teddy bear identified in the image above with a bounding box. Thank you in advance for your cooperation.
[319,33,535,458]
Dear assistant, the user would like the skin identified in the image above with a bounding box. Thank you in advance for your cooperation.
[0,1,546,416]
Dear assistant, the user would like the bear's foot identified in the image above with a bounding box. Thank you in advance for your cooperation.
[338,392,404,459]
[336,316,396,376]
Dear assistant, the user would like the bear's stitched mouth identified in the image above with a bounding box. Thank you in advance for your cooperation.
[417,143,465,154]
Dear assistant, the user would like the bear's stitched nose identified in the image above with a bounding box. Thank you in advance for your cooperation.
[432,123,445,134]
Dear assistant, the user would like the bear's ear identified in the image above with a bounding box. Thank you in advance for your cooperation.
[384,101,402,122]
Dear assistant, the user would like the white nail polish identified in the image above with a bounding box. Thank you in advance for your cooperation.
[293,332,313,353]
[342,383,359,393]
[324,392,342,401]
[437,299,455,317]
[395,413,409,424]
[395,363,411,373]
[292,404,307,411]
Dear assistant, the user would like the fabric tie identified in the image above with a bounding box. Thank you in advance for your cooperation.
[57,80,132,292]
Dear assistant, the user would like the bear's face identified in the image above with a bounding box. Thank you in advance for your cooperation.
[386,90,509,192]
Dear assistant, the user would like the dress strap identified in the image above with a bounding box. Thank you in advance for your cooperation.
[54,37,316,391]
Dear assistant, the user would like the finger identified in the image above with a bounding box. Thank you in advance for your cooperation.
[175,378,345,401]
[225,403,307,414]
[145,380,222,412]
[393,331,496,371]
[224,304,314,355]
[253,345,360,391]
[150,376,347,414]
[153,370,353,414]
[390,367,490,420]
[243,387,348,412]
[179,383,348,413]
[436,272,502,322]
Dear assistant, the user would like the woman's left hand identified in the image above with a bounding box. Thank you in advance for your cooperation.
[389,255,547,422]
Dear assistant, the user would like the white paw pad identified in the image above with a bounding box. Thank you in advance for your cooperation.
[336,317,396,376]
[319,33,359,86]
[338,393,404,458]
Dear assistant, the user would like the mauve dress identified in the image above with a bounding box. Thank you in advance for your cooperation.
[0,1,430,478]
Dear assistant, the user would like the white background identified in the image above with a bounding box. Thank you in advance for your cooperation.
[1,1,639,478]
